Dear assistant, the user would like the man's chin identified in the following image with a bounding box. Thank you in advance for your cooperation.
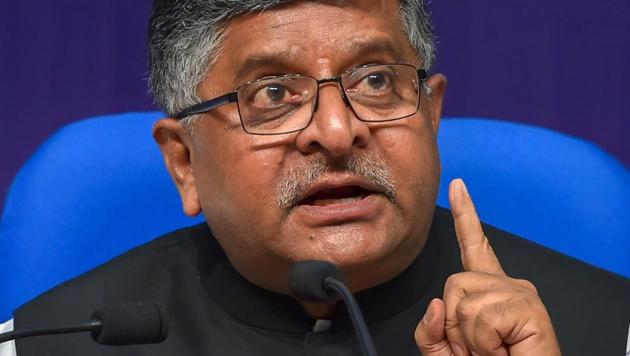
[285,226,404,273]
[281,195,407,264]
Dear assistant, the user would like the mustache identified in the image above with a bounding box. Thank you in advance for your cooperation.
[276,153,398,211]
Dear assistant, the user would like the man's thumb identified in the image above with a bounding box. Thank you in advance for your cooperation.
[414,298,453,355]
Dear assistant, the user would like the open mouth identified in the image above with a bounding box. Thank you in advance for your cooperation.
[298,186,375,206]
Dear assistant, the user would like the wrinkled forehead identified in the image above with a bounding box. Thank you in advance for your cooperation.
[211,0,415,83]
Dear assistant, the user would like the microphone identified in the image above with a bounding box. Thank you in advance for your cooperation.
[90,301,168,345]
[289,260,378,356]
[0,301,168,345]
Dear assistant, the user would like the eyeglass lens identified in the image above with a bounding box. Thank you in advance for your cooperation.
[237,64,420,134]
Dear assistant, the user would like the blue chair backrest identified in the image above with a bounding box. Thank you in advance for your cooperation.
[0,112,203,321]
[0,113,628,321]
[437,118,630,279]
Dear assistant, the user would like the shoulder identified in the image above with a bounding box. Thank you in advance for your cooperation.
[483,217,630,354]
[433,206,630,298]
[50,222,209,290]
[14,223,215,327]
[483,222,630,301]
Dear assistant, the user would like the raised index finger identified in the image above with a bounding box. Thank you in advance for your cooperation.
[449,179,504,275]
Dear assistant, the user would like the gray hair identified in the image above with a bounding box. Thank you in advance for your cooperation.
[277,151,397,212]
[148,0,436,124]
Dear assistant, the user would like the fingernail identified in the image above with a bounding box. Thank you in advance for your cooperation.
[459,179,469,197]
[450,179,460,192]
[422,303,435,325]
[452,179,464,200]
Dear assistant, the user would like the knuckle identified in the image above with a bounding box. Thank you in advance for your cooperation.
[413,325,425,343]
[523,296,548,316]
[475,303,504,329]
[444,273,462,291]
[443,317,460,332]
[455,298,478,322]
[514,278,538,293]
[445,272,472,289]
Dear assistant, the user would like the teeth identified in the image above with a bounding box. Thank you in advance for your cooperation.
[312,195,365,206]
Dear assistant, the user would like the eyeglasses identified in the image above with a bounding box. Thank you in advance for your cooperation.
[176,63,428,135]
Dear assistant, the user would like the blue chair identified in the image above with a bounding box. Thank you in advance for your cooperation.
[0,113,628,321]
[0,112,204,321]
[437,118,630,279]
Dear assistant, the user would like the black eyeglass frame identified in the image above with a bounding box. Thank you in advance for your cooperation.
[175,63,428,135]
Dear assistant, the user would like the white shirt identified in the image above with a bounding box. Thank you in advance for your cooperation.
[0,319,16,356]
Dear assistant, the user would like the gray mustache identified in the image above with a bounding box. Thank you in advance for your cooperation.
[277,154,398,211]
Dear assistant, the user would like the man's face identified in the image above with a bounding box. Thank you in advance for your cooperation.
[155,0,446,293]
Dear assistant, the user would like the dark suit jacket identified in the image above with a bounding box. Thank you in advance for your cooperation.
[14,207,630,355]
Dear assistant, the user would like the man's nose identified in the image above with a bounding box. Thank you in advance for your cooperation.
[294,84,371,158]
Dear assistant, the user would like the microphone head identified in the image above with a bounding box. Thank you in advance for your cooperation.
[90,301,168,345]
[289,260,345,302]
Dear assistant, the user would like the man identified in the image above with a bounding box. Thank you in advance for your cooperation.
[2,0,629,355]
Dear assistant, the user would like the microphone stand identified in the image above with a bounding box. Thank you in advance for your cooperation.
[0,320,101,344]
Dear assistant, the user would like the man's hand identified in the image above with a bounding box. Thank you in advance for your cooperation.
[415,179,561,356]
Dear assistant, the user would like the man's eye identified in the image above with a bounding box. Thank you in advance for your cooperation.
[264,85,287,102]
[250,84,299,109]
[356,72,393,94]
[366,73,389,90]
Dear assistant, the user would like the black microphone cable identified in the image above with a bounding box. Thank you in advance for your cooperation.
[0,320,101,344]
[322,276,378,356]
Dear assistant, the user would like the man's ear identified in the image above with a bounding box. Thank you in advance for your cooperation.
[426,73,447,135]
[153,118,201,217]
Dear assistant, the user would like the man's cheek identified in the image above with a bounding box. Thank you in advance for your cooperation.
[222,172,282,225]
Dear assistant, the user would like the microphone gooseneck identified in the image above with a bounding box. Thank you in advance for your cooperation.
[289,260,378,356]
[0,321,100,344]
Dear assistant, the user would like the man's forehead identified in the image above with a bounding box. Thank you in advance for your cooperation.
[230,38,408,83]
[215,2,412,79]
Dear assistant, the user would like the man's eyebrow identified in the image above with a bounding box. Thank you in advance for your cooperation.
[343,39,407,62]
[233,53,300,83]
